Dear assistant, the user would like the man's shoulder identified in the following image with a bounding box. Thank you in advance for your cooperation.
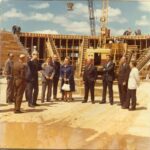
[5,59,11,64]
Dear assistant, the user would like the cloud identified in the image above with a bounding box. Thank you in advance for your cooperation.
[69,2,127,24]
[64,21,90,34]
[33,29,58,34]
[0,2,127,35]
[138,1,150,12]
[0,0,7,3]
[95,6,127,23]
[0,8,54,22]
[52,15,90,34]
[24,12,54,21]
[0,8,25,21]
[110,28,125,35]
[69,3,89,18]
[29,2,50,9]
[135,15,150,26]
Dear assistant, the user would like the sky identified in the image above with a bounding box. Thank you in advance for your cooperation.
[1,0,150,36]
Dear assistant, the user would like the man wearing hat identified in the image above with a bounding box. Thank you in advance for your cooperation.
[4,53,14,103]
[13,54,27,113]
[26,51,41,107]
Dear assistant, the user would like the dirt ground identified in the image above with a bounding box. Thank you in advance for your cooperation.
[0,78,150,149]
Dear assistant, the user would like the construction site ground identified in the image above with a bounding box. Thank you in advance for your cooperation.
[0,78,150,149]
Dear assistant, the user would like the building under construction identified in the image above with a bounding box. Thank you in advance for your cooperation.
[1,0,150,78]
[1,30,150,78]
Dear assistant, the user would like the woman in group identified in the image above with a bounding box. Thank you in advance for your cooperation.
[60,57,75,102]
[41,57,55,103]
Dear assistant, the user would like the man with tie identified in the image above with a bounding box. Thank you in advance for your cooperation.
[3,53,14,103]
[82,58,97,104]
[100,55,115,105]
[118,56,130,107]
[26,51,41,107]
[52,54,60,100]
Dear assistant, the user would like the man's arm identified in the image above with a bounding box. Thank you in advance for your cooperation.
[104,63,115,73]
[94,67,97,81]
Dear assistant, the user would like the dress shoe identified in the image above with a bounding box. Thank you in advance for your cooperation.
[8,101,13,105]
[14,110,24,114]
[70,98,74,101]
[122,106,128,109]
[28,104,35,107]
[129,108,136,111]
[53,98,59,101]
[99,101,106,104]
[64,99,68,102]
[46,100,51,102]
[82,100,87,103]
[61,98,64,101]
[110,102,113,105]
[34,104,40,106]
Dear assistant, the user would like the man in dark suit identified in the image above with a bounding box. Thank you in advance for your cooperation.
[118,56,130,107]
[100,55,115,105]
[26,51,41,107]
[52,54,60,100]
[82,58,97,104]
[3,53,14,103]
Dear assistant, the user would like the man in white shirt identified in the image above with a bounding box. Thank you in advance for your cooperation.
[124,61,140,111]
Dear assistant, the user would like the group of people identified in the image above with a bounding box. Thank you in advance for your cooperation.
[123,28,142,36]
[82,55,140,111]
[3,52,75,113]
[3,52,140,113]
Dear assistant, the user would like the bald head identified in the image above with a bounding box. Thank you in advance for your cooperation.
[121,56,127,64]
[53,54,58,61]
[19,54,26,62]
[8,53,14,60]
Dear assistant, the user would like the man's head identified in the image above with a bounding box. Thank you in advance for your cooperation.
[46,56,52,64]
[53,54,58,62]
[8,53,14,60]
[19,54,26,62]
[64,57,70,65]
[106,55,113,62]
[121,56,127,64]
[130,60,137,69]
[86,58,93,66]
[31,51,39,60]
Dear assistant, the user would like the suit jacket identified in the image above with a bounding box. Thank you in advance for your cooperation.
[102,61,115,82]
[83,65,97,82]
[41,63,55,82]
[26,59,41,82]
[13,61,27,86]
[4,59,14,79]
[118,63,130,84]
[128,67,140,90]
[53,61,60,79]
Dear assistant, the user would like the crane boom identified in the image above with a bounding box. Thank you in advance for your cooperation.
[100,0,109,47]
[88,0,96,36]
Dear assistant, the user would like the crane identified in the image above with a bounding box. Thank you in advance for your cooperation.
[100,0,109,47]
[88,0,96,36]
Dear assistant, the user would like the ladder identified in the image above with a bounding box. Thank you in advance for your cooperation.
[137,48,150,72]
[126,45,138,63]
[79,37,89,76]
[46,37,61,62]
